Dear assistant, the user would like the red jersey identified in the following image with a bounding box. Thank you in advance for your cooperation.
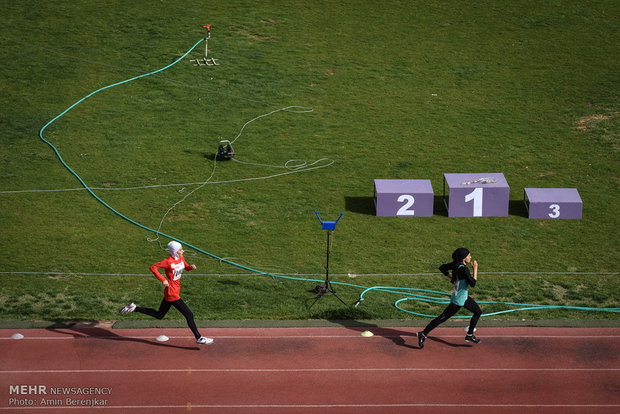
[150,255,193,301]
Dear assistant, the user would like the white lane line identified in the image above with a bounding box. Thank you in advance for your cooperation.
[3,334,620,340]
[2,368,619,374]
[2,403,620,410]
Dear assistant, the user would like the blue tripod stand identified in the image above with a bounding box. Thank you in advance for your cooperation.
[309,212,347,309]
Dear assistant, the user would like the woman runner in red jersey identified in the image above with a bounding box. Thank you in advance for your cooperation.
[120,241,213,345]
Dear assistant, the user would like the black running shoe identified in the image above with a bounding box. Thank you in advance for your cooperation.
[417,332,426,349]
[465,334,481,344]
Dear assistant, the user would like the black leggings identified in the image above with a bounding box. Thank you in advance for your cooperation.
[135,298,201,339]
[423,297,482,336]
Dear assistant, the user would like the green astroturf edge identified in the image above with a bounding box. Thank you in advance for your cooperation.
[1,319,619,330]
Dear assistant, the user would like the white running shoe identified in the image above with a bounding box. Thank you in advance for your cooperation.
[196,336,214,345]
[119,302,136,314]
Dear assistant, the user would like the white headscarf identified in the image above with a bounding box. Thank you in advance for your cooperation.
[167,241,183,259]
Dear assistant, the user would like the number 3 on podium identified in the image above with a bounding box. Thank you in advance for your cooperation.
[548,204,560,218]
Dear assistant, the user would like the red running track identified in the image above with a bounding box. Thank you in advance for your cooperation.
[1,326,619,413]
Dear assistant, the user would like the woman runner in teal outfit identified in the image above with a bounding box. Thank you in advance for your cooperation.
[417,248,482,348]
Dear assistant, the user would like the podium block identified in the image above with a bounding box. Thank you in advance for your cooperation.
[524,188,582,219]
[374,179,434,217]
[443,173,509,217]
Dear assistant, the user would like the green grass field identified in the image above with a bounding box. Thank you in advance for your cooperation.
[1,0,618,323]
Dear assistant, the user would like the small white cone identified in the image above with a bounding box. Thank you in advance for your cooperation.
[11,333,24,340]
[361,330,374,337]
[156,335,169,342]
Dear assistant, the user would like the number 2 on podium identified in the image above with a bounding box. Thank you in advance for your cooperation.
[397,194,415,216]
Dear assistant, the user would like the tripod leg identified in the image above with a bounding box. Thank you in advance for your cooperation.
[332,292,347,306]
[326,280,347,305]
[308,290,325,310]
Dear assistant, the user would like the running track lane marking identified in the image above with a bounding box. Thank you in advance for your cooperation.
[2,368,619,374]
[3,334,620,340]
[1,403,620,410]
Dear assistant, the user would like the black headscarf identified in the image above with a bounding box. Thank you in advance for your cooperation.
[452,248,470,263]
[449,248,470,283]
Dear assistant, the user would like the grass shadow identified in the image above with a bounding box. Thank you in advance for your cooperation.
[509,198,529,218]
[433,195,448,217]
[184,149,216,160]
[344,196,375,215]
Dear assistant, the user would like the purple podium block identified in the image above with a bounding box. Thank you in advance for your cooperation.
[374,179,434,217]
[524,188,582,219]
[443,173,509,217]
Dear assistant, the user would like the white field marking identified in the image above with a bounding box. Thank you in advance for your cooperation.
[1,404,620,410]
[0,157,333,195]
[2,367,620,374]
